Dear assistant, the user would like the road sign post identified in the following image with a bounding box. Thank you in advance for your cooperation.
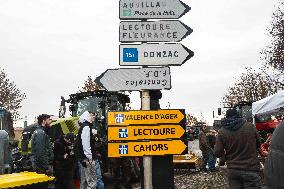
[120,43,194,66]
[141,90,153,189]
[115,0,192,188]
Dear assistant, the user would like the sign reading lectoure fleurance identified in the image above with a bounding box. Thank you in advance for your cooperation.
[120,20,192,42]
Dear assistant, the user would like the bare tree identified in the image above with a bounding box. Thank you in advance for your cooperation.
[80,76,103,92]
[0,67,26,120]
[261,0,284,74]
[186,113,199,126]
[222,67,280,107]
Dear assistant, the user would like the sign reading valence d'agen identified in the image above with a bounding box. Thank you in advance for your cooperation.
[108,109,185,126]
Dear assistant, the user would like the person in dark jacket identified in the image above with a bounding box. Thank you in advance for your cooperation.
[264,122,284,188]
[54,133,76,189]
[31,114,54,175]
[214,109,261,189]
[207,130,217,172]
[93,133,105,189]
[77,111,97,189]
[198,124,210,172]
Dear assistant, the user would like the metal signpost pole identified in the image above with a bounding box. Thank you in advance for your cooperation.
[141,90,153,189]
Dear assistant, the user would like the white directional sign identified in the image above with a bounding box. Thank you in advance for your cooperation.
[120,20,192,42]
[119,0,190,20]
[96,67,171,91]
[120,43,194,66]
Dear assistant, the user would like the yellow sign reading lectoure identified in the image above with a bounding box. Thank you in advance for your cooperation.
[108,125,185,141]
[108,109,185,126]
[108,140,186,157]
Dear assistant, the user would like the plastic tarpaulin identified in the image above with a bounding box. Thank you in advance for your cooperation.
[252,90,284,116]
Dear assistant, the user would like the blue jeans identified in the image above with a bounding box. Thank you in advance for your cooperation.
[208,150,216,170]
[228,169,261,189]
[95,159,105,189]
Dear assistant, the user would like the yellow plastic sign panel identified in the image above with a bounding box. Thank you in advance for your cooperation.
[0,172,54,188]
[108,109,185,126]
[108,125,185,141]
[108,140,186,157]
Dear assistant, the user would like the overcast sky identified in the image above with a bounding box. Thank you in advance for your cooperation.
[0,0,278,125]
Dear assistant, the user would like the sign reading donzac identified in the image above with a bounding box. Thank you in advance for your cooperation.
[108,109,185,126]
[119,0,190,20]
[108,140,187,157]
[120,43,194,66]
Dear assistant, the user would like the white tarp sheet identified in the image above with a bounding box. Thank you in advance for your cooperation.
[252,90,284,116]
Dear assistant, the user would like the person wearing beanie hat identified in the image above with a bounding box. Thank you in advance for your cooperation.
[214,108,261,188]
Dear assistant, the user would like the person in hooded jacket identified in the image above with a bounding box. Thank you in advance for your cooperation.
[214,109,261,189]
[53,133,76,189]
[264,122,284,189]
[76,111,97,189]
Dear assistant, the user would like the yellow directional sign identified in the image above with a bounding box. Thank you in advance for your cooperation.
[108,140,187,157]
[108,125,185,141]
[108,109,185,126]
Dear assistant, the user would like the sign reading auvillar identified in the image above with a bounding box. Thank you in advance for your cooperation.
[119,0,190,20]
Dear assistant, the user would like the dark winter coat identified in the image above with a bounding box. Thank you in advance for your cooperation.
[199,130,210,151]
[214,118,260,171]
[31,125,54,171]
[264,122,284,188]
[54,136,75,170]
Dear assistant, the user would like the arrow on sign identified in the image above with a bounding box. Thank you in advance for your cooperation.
[108,140,187,157]
[119,0,190,20]
[108,125,185,141]
[120,20,192,42]
[96,67,171,92]
[108,109,185,126]
[120,43,194,66]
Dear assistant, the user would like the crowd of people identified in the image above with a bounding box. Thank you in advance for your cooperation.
[30,111,105,189]
[28,108,284,189]
[198,108,284,189]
